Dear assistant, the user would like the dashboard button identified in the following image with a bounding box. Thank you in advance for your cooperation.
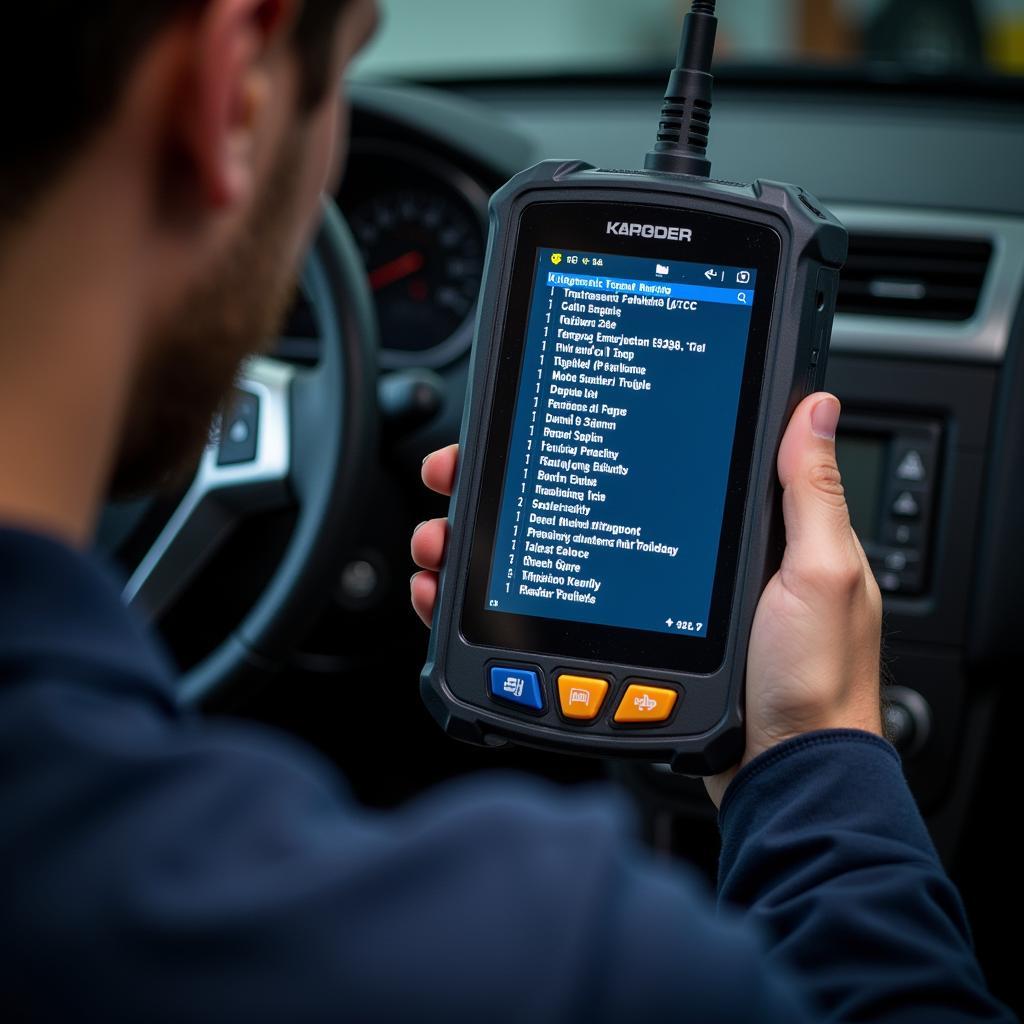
[557,675,609,720]
[878,572,902,593]
[489,667,544,711]
[884,521,921,547]
[892,491,921,518]
[614,684,678,724]
[896,449,927,482]
[884,550,908,572]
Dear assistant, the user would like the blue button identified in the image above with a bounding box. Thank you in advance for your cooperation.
[489,667,544,711]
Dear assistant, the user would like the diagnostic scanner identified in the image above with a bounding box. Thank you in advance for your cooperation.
[421,0,848,775]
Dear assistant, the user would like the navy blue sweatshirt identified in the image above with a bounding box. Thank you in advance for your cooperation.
[0,528,1013,1022]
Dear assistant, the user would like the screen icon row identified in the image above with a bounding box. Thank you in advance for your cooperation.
[706,268,752,284]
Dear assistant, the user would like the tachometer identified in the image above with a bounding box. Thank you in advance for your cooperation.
[350,188,485,363]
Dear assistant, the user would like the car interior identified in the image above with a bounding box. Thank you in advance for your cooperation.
[97,0,1024,1014]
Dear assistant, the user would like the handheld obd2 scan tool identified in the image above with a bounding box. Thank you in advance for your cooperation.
[421,0,848,775]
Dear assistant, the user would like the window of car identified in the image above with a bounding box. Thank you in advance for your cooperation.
[355,0,1024,81]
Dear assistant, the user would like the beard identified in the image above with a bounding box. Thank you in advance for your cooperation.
[109,137,308,498]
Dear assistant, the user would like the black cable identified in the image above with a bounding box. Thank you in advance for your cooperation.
[644,0,719,178]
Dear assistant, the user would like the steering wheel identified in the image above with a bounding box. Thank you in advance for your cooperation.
[121,198,378,709]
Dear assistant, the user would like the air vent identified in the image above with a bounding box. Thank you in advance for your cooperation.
[271,287,321,366]
[837,235,992,321]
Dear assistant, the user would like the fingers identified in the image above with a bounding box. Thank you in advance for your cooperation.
[422,445,459,497]
[411,518,448,572]
[776,393,862,591]
[411,447,458,628]
[410,571,438,627]
[409,520,445,628]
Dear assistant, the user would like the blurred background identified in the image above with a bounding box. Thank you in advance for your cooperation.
[355,0,1024,80]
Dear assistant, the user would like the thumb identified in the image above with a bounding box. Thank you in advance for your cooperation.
[777,393,857,573]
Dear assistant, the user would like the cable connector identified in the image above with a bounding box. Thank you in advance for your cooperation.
[644,0,719,178]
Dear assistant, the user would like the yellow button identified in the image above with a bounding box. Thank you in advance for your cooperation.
[614,684,678,724]
[557,675,610,720]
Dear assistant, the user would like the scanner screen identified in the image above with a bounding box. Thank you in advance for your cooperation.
[485,248,758,639]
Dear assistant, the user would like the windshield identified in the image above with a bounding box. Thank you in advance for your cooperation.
[355,0,1024,81]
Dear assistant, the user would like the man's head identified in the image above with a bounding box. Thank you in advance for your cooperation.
[0,0,378,497]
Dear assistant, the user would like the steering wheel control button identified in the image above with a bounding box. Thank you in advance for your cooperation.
[557,675,610,721]
[614,684,678,724]
[489,667,544,712]
[217,390,260,466]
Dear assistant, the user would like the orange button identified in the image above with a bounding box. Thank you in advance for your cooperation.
[614,684,678,724]
[557,675,610,720]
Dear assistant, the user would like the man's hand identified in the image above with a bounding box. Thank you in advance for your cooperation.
[705,393,883,805]
[411,395,883,807]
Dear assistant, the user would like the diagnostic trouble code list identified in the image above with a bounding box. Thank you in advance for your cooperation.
[486,248,758,638]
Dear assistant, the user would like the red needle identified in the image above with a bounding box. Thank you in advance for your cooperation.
[369,250,425,291]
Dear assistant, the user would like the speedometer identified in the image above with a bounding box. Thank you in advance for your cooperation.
[349,187,486,365]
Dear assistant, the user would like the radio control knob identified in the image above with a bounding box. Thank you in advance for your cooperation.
[883,686,931,757]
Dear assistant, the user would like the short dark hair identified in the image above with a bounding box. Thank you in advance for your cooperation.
[1,1,349,229]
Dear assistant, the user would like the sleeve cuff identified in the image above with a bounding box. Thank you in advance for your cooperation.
[718,729,899,828]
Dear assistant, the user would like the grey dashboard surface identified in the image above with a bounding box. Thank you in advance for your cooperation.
[349,81,1024,366]
[349,81,533,176]
[353,80,1024,216]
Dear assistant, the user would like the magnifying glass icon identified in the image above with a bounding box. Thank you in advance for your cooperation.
[737,292,748,304]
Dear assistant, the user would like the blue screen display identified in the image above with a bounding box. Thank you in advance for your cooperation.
[485,248,758,639]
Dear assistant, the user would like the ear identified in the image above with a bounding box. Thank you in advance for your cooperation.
[183,0,301,209]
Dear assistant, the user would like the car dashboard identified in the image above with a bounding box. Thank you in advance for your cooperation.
[258,74,1024,1007]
